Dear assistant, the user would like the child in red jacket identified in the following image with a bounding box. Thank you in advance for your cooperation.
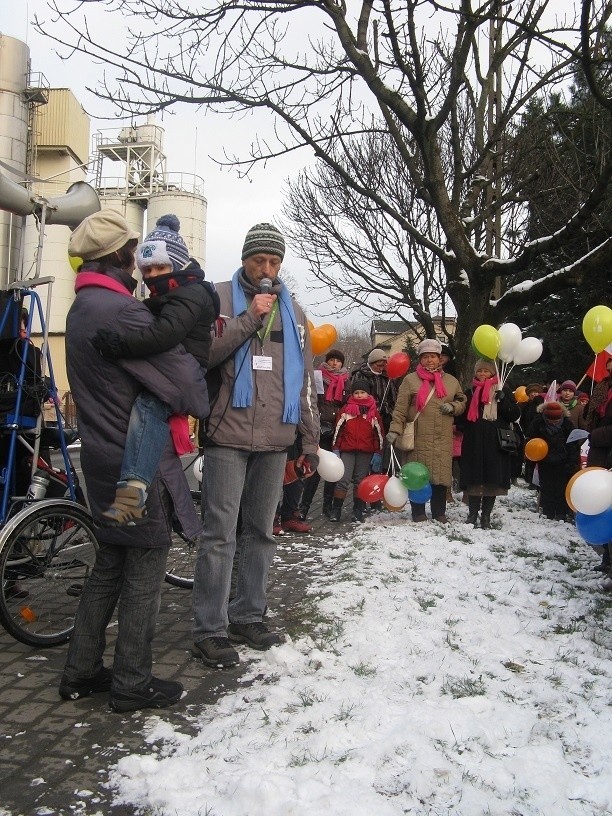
[329,379,384,523]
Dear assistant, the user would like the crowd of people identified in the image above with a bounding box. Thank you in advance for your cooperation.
[56,210,611,714]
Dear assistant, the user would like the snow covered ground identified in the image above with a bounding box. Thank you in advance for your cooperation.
[108,484,611,816]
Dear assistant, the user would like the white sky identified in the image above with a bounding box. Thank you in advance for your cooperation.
[0,1,335,318]
[7,483,609,816]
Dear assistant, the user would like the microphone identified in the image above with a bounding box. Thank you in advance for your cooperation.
[260,278,273,295]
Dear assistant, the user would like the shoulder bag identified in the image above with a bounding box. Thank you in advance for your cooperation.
[396,386,435,451]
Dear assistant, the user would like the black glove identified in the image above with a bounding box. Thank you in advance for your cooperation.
[91,328,128,360]
[295,453,319,478]
[495,389,505,402]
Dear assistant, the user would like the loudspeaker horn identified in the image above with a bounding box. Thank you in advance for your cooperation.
[0,170,35,216]
[0,172,101,229]
[44,181,100,229]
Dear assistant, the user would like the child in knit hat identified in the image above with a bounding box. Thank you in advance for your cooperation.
[329,380,384,523]
[557,379,588,430]
[524,399,581,520]
[91,214,220,526]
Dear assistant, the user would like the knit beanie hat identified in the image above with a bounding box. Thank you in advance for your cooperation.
[559,380,577,393]
[351,379,371,395]
[137,214,190,273]
[542,401,564,420]
[241,223,285,261]
[474,358,496,376]
[69,209,139,261]
[417,339,442,357]
[367,349,387,364]
[325,348,345,365]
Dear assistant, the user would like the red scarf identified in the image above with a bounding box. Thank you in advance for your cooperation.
[321,367,348,402]
[342,394,379,422]
[415,364,447,411]
[467,375,499,422]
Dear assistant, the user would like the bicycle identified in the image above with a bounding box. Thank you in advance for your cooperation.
[0,281,99,647]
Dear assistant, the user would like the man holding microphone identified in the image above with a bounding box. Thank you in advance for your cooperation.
[192,223,319,667]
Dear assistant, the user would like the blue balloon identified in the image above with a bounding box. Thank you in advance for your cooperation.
[576,509,612,546]
[408,483,433,503]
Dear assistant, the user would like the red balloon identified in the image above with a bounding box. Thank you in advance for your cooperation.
[386,352,410,379]
[357,474,389,502]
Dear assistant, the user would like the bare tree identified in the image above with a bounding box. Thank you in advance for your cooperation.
[36,0,612,375]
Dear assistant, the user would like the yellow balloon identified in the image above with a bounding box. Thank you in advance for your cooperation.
[582,305,612,354]
[472,324,501,361]
[69,254,83,272]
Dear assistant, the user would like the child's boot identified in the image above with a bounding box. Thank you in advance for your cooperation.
[352,498,366,523]
[99,481,148,527]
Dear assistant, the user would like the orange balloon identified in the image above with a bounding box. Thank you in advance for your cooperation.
[513,386,528,404]
[565,466,606,512]
[310,324,337,355]
[524,437,549,462]
[310,327,328,356]
[307,319,315,332]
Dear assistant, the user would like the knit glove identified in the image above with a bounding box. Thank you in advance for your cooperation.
[370,452,383,473]
[91,328,128,360]
[440,403,454,415]
[494,388,505,402]
[386,431,399,445]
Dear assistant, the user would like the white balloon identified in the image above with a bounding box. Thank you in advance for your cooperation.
[498,323,522,361]
[192,455,204,483]
[570,470,612,516]
[383,476,408,507]
[317,448,345,481]
[512,336,543,365]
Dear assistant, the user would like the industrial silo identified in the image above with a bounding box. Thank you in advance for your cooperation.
[0,34,30,288]
[147,185,207,268]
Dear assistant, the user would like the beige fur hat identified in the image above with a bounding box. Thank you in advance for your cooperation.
[69,210,139,261]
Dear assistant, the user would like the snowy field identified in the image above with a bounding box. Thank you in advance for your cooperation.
[105,485,610,815]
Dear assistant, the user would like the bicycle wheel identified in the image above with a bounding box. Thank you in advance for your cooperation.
[0,500,98,647]
[164,492,200,589]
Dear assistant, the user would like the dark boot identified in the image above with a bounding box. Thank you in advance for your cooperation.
[595,544,611,572]
[480,496,496,529]
[329,498,344,522]
[322,481,335,517]
[352,498,366,523]
[467,496,481,525]
[370,501,383,513]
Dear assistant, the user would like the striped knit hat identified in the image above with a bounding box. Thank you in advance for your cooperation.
[137,214,190,273]
[241,223,285,261]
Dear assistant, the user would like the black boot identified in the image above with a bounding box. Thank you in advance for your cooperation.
[595,544,611,572]
[480,496,495,529]
[322,481,335,517]
[329,498,344,522]
[467,497,481,525]
[352,498,366,523]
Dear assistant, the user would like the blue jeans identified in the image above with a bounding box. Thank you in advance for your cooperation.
[192,446,287,640]
[62,542,169,692]
[121,391,171,486]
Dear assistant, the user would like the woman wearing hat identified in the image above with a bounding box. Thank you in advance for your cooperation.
[349,348,398,433]
[525,399,581,521]
[455,359,521,528]
[386,339,466,523]
[60,209,209,713]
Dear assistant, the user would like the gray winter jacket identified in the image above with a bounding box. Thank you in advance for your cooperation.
[67,268,209,547]
[205,272,319,453]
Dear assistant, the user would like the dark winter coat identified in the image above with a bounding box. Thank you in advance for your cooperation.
[587,396,612,468]
[525,409,581,518]
[349,363,398,432]
[456,384,520,494]
[108,262,219,368]
[67,267,209,547]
